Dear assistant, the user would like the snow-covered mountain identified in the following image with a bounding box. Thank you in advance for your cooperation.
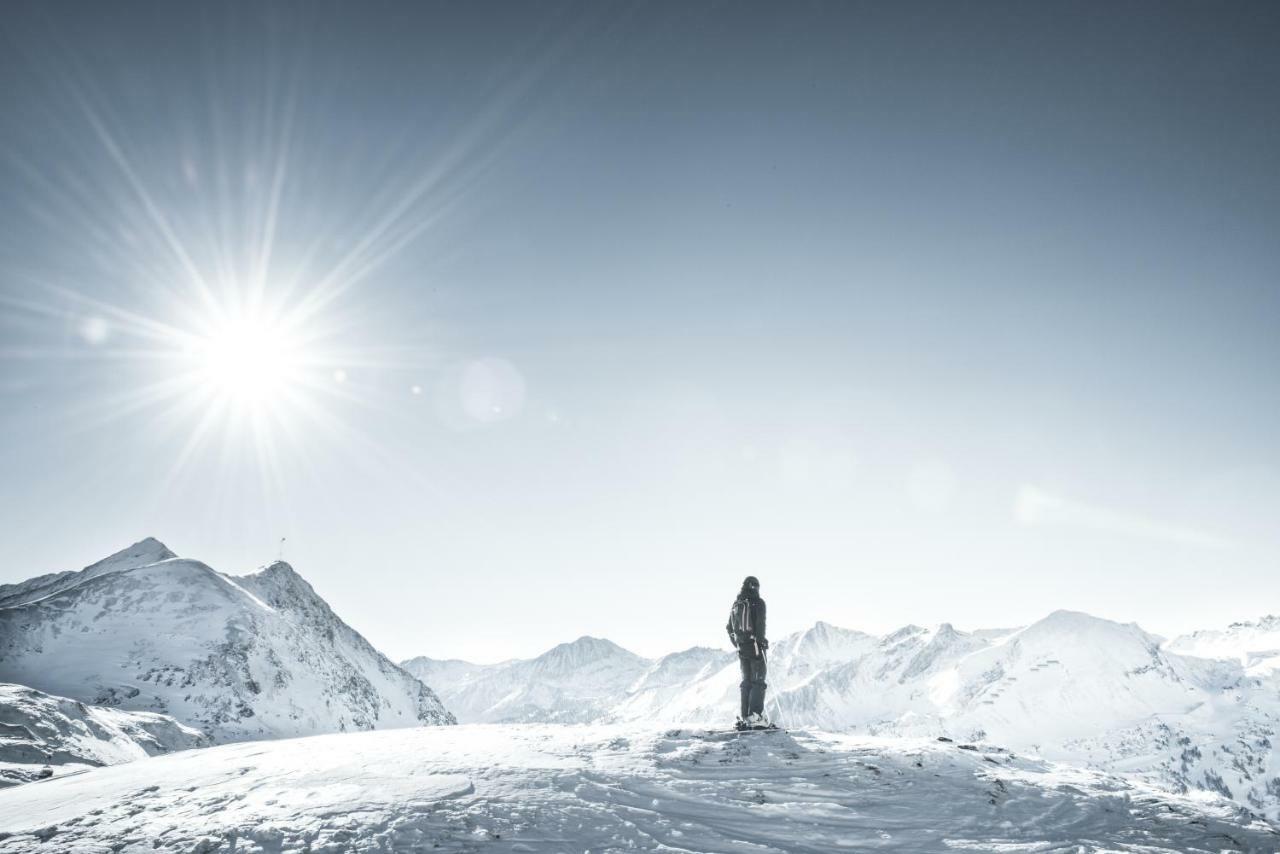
[0,539,455,743]
[0,682,206,787]
[408,611,1280,819]
[2,724,1275,852]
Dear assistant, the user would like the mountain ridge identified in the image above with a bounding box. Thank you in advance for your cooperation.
[0,537,176,609]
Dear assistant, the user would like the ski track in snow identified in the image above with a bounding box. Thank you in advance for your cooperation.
[1,724,1276,853]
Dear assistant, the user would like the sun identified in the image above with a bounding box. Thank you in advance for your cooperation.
[194,310,302,405]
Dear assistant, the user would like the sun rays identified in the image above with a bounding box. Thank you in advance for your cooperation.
[0,49,520,510]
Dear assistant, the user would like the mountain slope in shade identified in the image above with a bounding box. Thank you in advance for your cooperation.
[0,682,206,787]
[0,540,455,743]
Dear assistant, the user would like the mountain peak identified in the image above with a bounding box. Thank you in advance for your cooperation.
[1016,610,1161,654]
[534,636,640,670]
[780,620,876,663]
[1045,608,1093,620]
[242,560,312,591]
[882,624,926,645]
[90,537,176,571]
[0,537,179,610]
[237,561,326,613]
[256,560,301,578]
[1030,609,1122,634]
[566,636,628,654]
[794,620,871,644]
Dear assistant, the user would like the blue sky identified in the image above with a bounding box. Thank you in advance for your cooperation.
[1,2,1278,661]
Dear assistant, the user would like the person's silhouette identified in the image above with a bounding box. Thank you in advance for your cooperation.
[725,575,770,729]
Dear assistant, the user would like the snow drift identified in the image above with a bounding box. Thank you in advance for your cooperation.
[1,723,1275,853]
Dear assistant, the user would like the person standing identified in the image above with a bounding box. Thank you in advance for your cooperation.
[726,575,772,730]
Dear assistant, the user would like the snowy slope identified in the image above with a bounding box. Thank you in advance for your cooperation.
[610,646,737,721]
[931,610,1214,745]
[0,683,206,787]
[0,540,455,743]
[0,723,1274,853]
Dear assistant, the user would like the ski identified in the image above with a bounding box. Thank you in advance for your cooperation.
[699,725,784,737]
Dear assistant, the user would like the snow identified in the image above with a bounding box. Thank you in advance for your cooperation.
[0,723,1274,853]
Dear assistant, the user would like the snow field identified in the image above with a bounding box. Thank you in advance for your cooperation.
[1,724,1275,853]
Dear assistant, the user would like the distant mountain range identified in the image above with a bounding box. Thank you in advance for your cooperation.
[0,538,454,775]
[405,612,1280,819]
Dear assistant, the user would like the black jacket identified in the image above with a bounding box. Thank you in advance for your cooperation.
[726,593,767,649]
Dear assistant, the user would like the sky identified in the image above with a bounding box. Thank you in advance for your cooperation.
[1,1,1278,663]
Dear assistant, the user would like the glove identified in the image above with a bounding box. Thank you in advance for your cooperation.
[760,639,769,651]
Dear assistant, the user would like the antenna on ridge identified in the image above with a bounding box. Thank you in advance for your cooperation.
[278,537,286,562]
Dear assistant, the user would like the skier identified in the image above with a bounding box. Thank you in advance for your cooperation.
[726,575,773,730]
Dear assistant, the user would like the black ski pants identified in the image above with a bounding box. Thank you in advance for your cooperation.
[738,645,767,719]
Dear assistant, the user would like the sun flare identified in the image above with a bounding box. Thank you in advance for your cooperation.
[194,311,301,405]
